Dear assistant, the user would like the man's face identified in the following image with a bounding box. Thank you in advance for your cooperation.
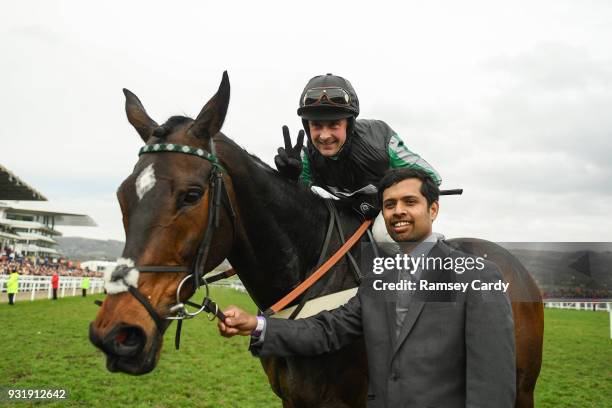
[308,119,348,157]
[382,178,439,242]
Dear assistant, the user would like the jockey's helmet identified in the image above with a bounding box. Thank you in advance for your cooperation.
[297,73,360,121]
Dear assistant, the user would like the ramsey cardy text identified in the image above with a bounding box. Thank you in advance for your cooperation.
[372,279,510,293]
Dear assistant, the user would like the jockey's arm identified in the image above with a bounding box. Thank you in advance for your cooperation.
[388,134,442,186]
[298,148,312,186]
[298,131,442,188]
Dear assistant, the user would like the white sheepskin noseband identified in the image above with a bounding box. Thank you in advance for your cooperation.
[104,258,139,294]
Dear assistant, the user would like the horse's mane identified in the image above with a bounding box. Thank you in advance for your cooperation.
[213,129,332,275]
[215,132,323,207]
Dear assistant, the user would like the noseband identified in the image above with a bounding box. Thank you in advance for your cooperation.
[110,136,237,349]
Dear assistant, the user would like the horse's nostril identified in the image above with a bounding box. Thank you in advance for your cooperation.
[116,326,143,348]
[116,330,128,344]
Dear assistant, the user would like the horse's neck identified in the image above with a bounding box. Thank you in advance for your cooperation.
[218,138,329,309]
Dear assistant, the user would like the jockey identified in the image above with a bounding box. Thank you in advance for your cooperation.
[275,73,441,219]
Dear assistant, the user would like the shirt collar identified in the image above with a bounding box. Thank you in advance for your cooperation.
[400,232,445,258]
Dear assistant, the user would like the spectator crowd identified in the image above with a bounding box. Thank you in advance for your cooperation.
[1,247,102,278]
[542,286,611,300]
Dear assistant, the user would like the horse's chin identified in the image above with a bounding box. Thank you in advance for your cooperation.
[104,331,162,375]
[106,353,157,375]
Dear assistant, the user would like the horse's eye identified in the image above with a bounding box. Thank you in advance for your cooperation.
[182,188,204,205]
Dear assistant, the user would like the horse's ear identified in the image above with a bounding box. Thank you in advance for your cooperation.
[190,71,230,140]
[123,88,159,143]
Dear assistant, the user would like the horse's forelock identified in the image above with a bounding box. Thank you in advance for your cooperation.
[151,116,194,140]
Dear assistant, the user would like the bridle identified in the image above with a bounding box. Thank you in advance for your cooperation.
[109,135,237,349]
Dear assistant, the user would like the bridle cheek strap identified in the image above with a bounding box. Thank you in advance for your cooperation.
[127,284,165,332]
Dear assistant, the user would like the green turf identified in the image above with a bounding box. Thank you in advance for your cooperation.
[1,291,610,407]
[535,308,612,407]
[0,288,281,408]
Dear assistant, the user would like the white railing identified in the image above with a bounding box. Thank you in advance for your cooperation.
[544,300,611,312]
[209,279,246,292]
[544,300,612,339]
[0,275,105,300]
[1,275,245,302]
[228,282,246,292]
[202,267,245,292]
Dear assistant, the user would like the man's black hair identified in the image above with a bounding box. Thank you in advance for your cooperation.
[377,168,440,207]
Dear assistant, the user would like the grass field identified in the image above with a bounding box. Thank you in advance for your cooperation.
[1,289,610,407]
[535,307,611,407]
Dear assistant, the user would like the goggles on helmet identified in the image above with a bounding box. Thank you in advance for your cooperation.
[302,87,351,108]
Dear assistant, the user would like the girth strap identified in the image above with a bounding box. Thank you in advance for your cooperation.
[288,200,337,319]
[332,206,363,284]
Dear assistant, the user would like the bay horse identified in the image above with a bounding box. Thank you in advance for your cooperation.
[89,73,543,407]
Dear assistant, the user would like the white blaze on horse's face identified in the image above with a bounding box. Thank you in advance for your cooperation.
[135,163,156,201]
[104,257,139,294]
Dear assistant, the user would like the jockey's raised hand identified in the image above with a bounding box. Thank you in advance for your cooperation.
[274,125,304,181]
[217,305,257,337]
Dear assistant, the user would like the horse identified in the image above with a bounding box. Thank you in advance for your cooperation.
[89,72,543,407]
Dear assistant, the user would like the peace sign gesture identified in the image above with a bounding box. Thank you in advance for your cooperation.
[281,125,305,158]
[274,125,305,181]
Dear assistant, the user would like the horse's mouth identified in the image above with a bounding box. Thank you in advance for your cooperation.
[102,335,161,375]
[89,322,162,375]
[106,353,157,375]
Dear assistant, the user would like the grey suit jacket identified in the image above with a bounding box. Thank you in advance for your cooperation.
[252,241,516,408]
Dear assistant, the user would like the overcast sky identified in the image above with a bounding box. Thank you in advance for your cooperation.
[2,0,611,242]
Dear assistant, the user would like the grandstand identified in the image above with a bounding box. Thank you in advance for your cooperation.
[0,163,46,201]
[0,163,96,259]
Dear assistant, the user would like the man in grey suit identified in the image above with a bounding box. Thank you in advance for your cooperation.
[218,168,516,408]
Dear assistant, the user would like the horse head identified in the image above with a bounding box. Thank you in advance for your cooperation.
[89,72,237,374]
